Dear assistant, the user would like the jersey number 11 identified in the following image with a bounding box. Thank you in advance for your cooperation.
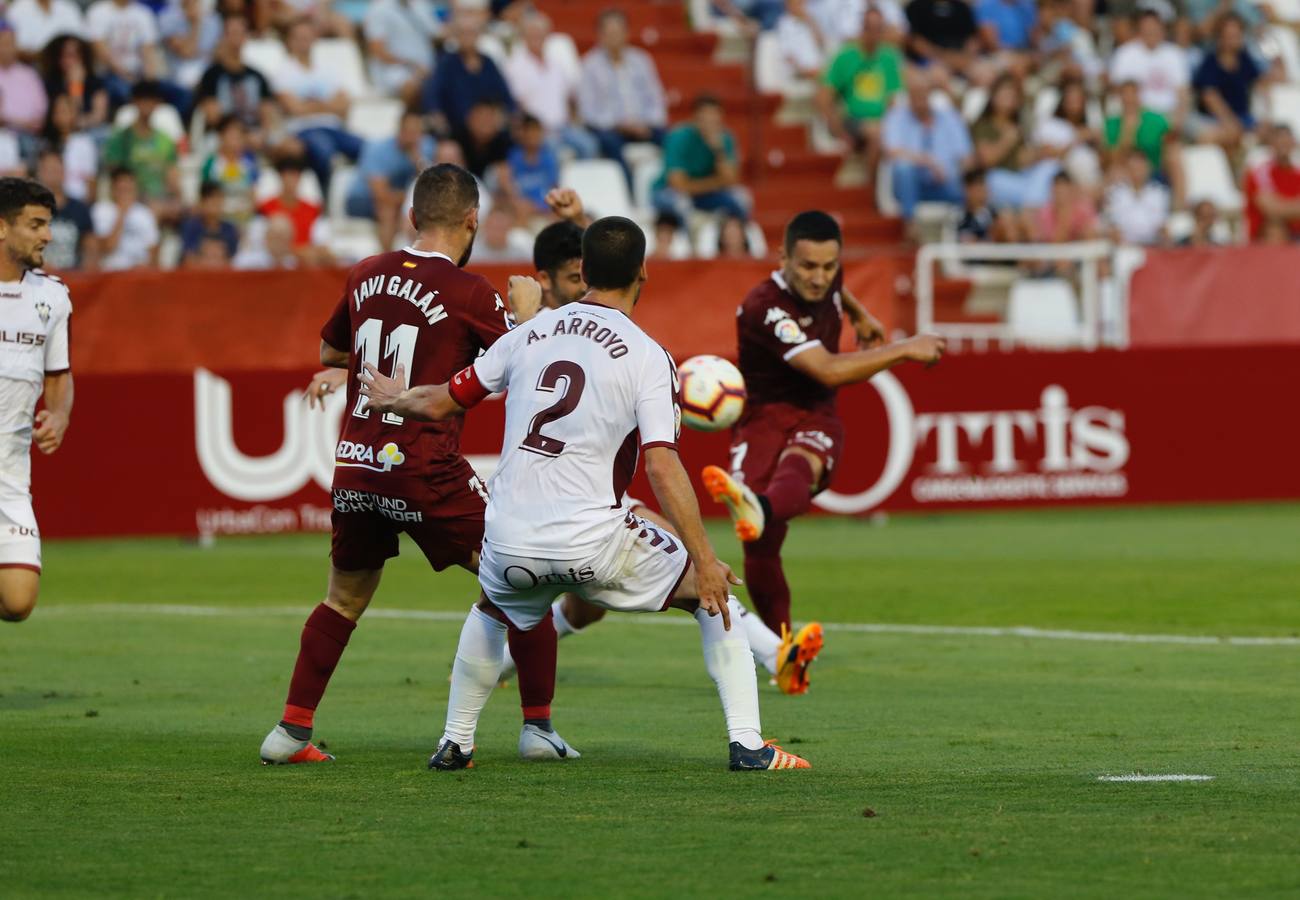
[352,317,418,426]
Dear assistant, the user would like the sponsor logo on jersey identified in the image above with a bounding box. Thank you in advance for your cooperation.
[336,440,406,472]
[773,319,807,345]
[764,307,790,325]
[0,331,46,346]
[332,488,423,522]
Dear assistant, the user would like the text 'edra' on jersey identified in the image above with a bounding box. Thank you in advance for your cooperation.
[450,300,681,561]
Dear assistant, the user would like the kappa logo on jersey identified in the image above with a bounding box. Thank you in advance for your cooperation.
[764,307,791,325]
[793,430,834,452]
[774,318,807,345]
[336,440,406,472]
[34,301,51,325]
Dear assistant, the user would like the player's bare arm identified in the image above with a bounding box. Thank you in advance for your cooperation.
[33,372,72,455]
[320,339,349,368]
[840,287,886,347]
[359,363,464,422]
[643,446,740,629]
[545,188,592,227]
[788,334,946,388]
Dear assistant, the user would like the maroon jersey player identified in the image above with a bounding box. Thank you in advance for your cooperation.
[259,163,577,765]
[702,211,946,634]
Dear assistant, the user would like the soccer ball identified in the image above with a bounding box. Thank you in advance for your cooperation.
[678,355,746,432]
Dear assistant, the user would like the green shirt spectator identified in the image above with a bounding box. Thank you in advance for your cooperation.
[104,124,178,202]
[822,41,904,122]
[652,123,737,192]
[1103,109,1168,171]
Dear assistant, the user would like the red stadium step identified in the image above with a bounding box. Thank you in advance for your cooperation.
[539,0,689,32]
[755,210,903,247]
[561,27,718,56]
[749,182,871,212]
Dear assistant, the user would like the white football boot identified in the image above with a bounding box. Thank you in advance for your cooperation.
[518,723,582,761]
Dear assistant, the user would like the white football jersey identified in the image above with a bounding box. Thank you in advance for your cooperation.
[0,269,72,497]
[470,301,679,559]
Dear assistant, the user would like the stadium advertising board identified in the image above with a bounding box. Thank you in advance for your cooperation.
[33,346,1299,538]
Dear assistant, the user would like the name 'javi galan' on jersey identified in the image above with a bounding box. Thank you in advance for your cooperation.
[449,300,680,560]
[321,247,513,494]
[0,269,71,498]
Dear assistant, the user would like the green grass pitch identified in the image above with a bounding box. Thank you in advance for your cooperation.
[3,504,1298,898]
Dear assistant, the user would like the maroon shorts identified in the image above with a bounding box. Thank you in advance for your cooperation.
[330,477,488,573]
[730,403,844,495]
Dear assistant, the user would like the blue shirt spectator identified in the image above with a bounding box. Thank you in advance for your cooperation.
[346,114,437,218]
[1193,16,1263,127]
[975,0,1037,51]
[507,116,560,214]
[883,79,973,217]
[420,12,514,134]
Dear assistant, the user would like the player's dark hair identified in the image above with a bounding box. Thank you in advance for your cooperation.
[581,216,645,291]
[533,220,584,276]
[783,210,841,254]
[0,177,56,222]
[411,163,479,231]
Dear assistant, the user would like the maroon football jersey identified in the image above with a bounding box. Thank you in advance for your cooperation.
[736,270,844,413]
[321,247,511,495]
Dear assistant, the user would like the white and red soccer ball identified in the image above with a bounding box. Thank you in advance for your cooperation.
[677,354,746,432]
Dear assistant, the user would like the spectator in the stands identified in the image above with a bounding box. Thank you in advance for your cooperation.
[346,109,436,251]
[104,80,182,222]
[652,94,750,224]
[420,8,515,138]
[273,17,363,192]
[456,100,512,182]
[651,210,689,260]
[507,114,560,219]
[1177,199,1226,246]
[93,167,160,271]
[0,26,49,135]
[817,7,904,183]
[159,0,224,92]
[713,0,786,34]
[973,73,1059,210]
[776,0,833,79]
[200,113,259,219]
[1032,77,1102,190]
[40,92,99,202]
[504,9,598,159]
[9,0,87,60]
[86,0,165,106]
[1191,13,1268,150]
[187,234,234,270]
[1184,0,1264,42]
[716,215,753,258]
[577,8,668,185]
[364,0,440,105]
[0,128,20,176]
[1108,10,1189,130]
[472,205,533,262]
[234,213,301,269]
[1104,147,1170,245]
[181,180,241,264]
[269,0,355,40]
[904,0,979,78]
[35,147,98,271]
[1029,172,1099,276]
[195,14,276,141]
[883,68,972,218]
[1103,80,1169,173]
[41,35,109,131]
[1244,124,1300,243]
[957,168,1023,241]
[975,0,1037,57]
[257,154,328,259]
[812,0,909,44]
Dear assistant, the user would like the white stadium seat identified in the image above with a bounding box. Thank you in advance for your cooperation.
[1178,145,1243,213]
[693,217,768,259]
[347,97,404,141]
[242,37,288,78]
[1034,87,1060,125]
[1270,83,1300,137]
[311,38,370,97]
[961,86,987,122]
[1261,25,1300,80]
[254,167,323,205]
[1008,279,1081,345]
[559,159,634,220]
[754,31,815,100]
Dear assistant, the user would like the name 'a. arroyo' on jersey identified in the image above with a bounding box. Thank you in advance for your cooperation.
[450,300,680,560]
[0,269,71,496]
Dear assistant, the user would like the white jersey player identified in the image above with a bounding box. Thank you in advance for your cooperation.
[362,217,810,771]
[0,179,74,623]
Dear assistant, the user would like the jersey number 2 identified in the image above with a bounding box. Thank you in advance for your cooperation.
[352,318,418,426]
[521,361,586,457]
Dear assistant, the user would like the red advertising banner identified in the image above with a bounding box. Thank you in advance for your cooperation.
[31,345,1300,538]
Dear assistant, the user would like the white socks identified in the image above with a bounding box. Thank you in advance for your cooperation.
[443,605,507,749]
[738,602,782,675]
[695,595,764,751]
[552,597,578,637]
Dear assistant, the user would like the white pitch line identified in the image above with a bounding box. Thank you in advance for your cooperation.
[40,603,1300,647]
[1097,774,1216,783]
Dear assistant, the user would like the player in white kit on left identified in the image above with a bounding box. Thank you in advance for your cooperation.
[362,217,811,771]
[0,178,74,622]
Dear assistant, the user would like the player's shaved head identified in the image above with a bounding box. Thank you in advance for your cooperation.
[581,216,646,292]
[411,163,480,232]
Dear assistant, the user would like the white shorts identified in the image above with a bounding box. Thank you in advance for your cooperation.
[0,496,40,571]
[479,511,689,631]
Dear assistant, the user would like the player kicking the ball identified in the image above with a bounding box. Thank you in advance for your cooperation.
[702,211,945,633]
[259,164,577,765]
[362,217,810,771]
[0,178,72,623]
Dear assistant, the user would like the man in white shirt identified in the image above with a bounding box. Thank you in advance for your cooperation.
[362,217,813,772]
[86,0,163,98]
[92,167,160,271]
[504,10,598,158]
[9,0,86,59]
[363,0,440,103]
[1105,147,1170,245]
[0,178,74,622]
[1108,10,1190,127]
